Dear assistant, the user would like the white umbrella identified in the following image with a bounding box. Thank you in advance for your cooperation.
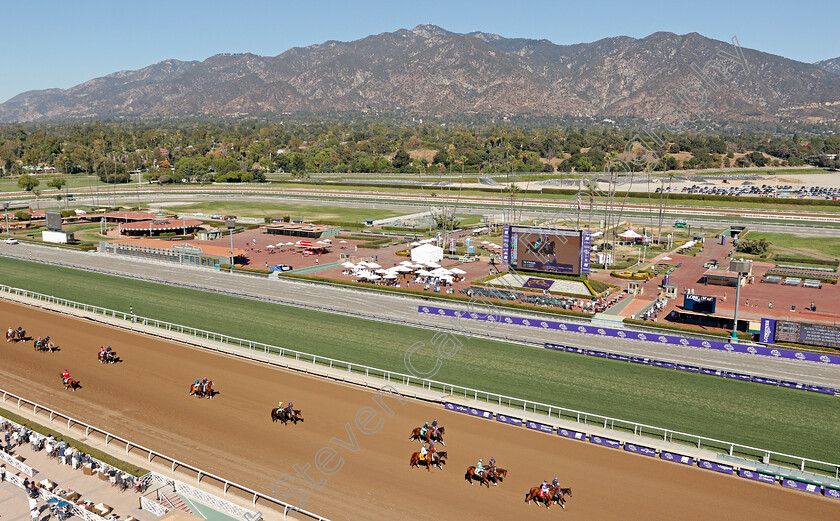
[339,240,347,244]
[431,268,451,275]
[450,267,466,274]
[375,269,388,273]
[400,260,413,265]
[341,262,355,268]
[661,256,672,261]
[368,275,381,280]
[323,239,332,243]
[367,262,381,269]
[383,274,398,279]
[266,245,275,249]
[286,242,294,245]
[416,270,432,276]
[276,243,285,247]
[395,266,412,272]
[425,262,441,268]
[410,242,421,246]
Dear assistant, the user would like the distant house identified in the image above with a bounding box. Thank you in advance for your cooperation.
[159,148,170,157]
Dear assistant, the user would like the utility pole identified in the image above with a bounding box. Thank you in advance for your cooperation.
[3,202,9,237]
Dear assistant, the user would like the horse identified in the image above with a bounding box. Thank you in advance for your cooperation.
[5,329,13,342]
[409,426,445,445]
[464,466,490,487]
[62,377,80,392]
[98,351,118,363]
[271,408,283,422]
[430,450,447,469]
[409,452,431,472]
[188,384,203,397]
[279,408,303,425]
[202,380,214,399]
[551,487,572,509]
[485,467,508,486]
[14,329,26,342]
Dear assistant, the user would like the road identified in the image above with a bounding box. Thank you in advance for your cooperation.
[2,242,839,388]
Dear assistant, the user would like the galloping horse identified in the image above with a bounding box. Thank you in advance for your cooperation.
[62,376,80,392]
[17,329,26,341]
[464,466,490,487]
[409,452,431,472]
[552,487,572,509]
[430,450,447,469]
[5,329,13,342]
[98,350,118,364]
[485,467,508,486]
[188,381,214,399]
[408,425,445,445]
[8,328,26,342]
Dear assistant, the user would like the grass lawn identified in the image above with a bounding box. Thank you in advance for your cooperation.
[746,231,840,261]
[0,257,838,465]
[144,201,404,223]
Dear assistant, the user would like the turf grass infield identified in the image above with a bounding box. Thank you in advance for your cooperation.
[0,256,837,468]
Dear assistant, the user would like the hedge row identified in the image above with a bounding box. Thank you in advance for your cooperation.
[772,256,838,267]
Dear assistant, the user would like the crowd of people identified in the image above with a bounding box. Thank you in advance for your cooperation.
[635,297,668,322]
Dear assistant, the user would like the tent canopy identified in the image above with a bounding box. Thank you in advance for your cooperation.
[618,229,643,239]
[411,243,444,264]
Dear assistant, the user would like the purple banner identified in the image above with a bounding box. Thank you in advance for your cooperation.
[421,306,840,366]
[469,407,494,419]
[526,421,554,434]
[726,372,751,381]
[808,385,836,395]
[565,346,586,354]
[751,376,779,385]
[496,414,523,426]
[698,460,734,474]
[760,318,776,344]
[587,350,608,358]
[701,368,725,377]
[624,443,657,457]
[677,364,700,372]
[653,360,676,369]
[608,353,631,361]
[780,381,808,390]
[545,343,564,351]
[557,428,586,441]
[502,225,510,266]
[782,479,822,494]
[580,231,591,274]
[824,487,840,499]
[739,469,777,484]
[631,357,652,365]
[445,403,469,414]
[589,435,621,448]
[660,451,694,465]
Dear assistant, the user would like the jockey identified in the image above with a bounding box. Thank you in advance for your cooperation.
[36,336,42,345]
[278,401,283,410]
[475,459,484,475]
[62,370,70,383]
[419,444,428,461]
[100,346,106,358]
[286,401,293,413]
[552,476,559,489]
[428,441,437,463]
[488,457,496,471]
[431,418,439,436]
[420,421,429,437]
[44,335,50,345]
[194,378,200,388]
[540,480,550,498]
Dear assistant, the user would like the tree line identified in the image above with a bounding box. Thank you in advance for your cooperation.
[1,120,839,184]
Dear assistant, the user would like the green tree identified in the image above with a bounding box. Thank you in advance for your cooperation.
[47,177,67,190]
[392,149,411,169]
[17,174,40,191]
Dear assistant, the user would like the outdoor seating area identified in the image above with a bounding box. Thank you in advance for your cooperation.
[343,260,466,291]
[1,417,148,521]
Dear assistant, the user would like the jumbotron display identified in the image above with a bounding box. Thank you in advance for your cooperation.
[502,225,591,275]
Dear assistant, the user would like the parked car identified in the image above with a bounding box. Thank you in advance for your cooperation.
[4,237,18,244]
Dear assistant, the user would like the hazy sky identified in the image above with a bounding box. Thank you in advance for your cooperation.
[2,0,838,103]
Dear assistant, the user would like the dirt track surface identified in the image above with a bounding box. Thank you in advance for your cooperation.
[0,299,835,520]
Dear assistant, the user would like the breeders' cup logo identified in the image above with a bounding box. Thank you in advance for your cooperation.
[679,338,689,346]
[627,444,636,451]
[637,333,647,341]
[663,453,674,460]
[592,436,601,443]
[795,352,805,360]
[558,324,568,331]
[701,341,711,348]
[421,307,430,313]
[522,319,531,326]
[470,312,479,319]
[560,429,569,436]
[724,344,734,351]
[617,330,627,338]
[747,346,757,354]
[702,462,712,469]
[504,317,513,324]
[541,321,549,328]
[577,326,587,333]
[743,470,753,478]
[658,336,667,343]
[820,355,831,363]
[437,309,446,315]
[486,315,497,323]
[771,349,781,357]
[597,328,606,335]
[827,489,840,498]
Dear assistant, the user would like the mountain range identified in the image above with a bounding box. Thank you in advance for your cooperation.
[2,25,839,123]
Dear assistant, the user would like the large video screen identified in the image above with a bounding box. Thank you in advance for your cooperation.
[774,320,840,348]
[503,225,591,275]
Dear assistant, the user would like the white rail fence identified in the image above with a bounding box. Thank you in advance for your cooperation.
[0,387,330,521]
[0,442,37,477]
[142,471,262,521]
[3,470,109,521]
[2,284,839,481]
[139,496,170,516]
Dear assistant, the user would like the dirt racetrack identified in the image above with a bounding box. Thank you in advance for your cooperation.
[0,299,835,520]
